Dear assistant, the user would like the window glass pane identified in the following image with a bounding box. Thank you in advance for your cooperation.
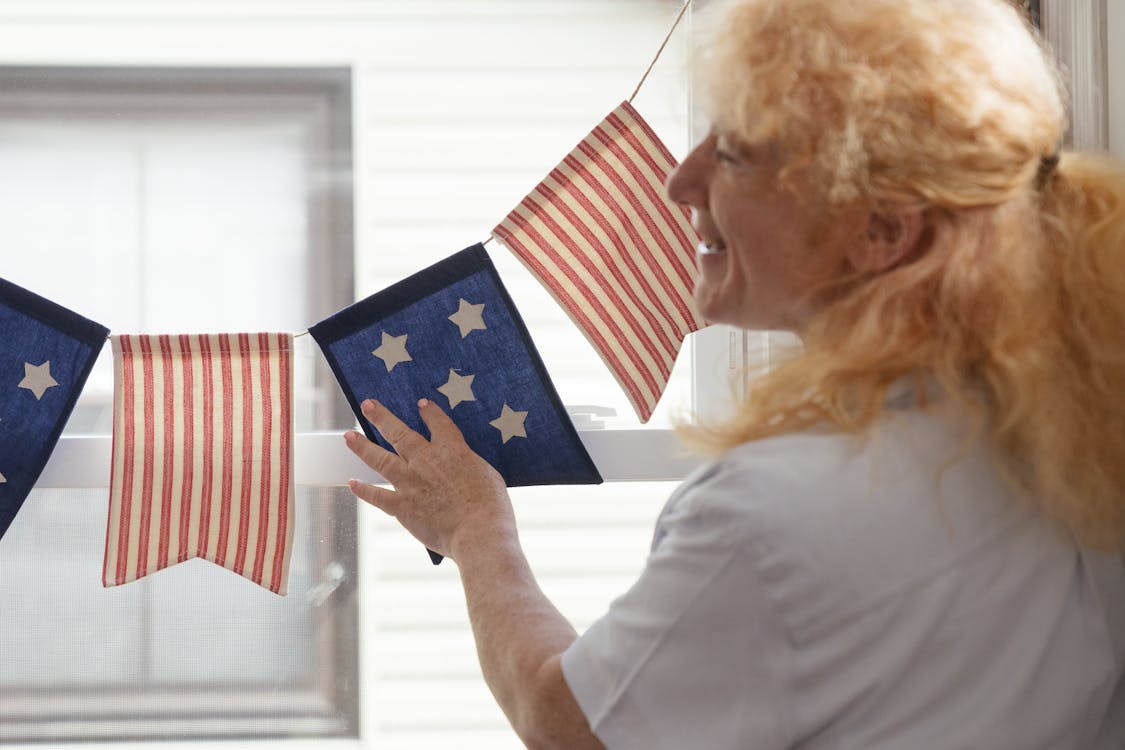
[0,120,309,332]
[0,71,352,434]
[0,487,355,743]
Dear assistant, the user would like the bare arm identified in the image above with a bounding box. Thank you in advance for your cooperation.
[346,398,605,750]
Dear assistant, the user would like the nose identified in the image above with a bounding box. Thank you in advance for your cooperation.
[665,136,711,209]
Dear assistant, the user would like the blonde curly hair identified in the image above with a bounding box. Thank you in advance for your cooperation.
[679,0,1125,551]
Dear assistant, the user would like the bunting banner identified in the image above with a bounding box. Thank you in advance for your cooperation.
[104,333,294,595]
[0,278,109,541]
[492,100,705,423]
[310,244,602,490]
[3,10,699,591]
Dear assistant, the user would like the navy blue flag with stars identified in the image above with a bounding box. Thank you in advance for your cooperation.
[310,243,602,498]
[0,278,109,541]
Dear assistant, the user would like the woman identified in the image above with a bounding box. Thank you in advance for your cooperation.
[345,0,1125,746]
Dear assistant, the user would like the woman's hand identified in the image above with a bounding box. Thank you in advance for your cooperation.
[347,398,601,749]
[344,397,514,561]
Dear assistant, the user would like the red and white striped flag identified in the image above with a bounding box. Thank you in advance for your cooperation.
[104,333,294,595]
[492,100,704,423]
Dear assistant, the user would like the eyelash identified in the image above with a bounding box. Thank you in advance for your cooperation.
[714,146,739,164]
[711,140,747,168]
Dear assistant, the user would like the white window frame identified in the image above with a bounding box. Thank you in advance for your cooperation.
[1041,0,1108,151]
[43,427,704,489]
[0,65,361,744]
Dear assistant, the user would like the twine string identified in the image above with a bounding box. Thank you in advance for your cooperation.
[629,0,692,103]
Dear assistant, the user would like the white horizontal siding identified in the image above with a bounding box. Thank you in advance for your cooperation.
[360,479,670,743]
[351,0,694,427]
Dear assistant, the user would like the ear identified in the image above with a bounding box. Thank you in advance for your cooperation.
[849,208,927,274]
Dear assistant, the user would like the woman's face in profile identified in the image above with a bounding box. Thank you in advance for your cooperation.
[666,130,863,332]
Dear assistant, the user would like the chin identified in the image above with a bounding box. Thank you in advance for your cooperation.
[698,307,746,329]
[699,305,777,332]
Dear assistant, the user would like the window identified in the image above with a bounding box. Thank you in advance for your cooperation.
[0,67,358,742]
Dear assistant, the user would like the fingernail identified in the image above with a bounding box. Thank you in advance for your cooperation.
[347,478,359,491]
[418,398,429,408]
[344,430,357,444]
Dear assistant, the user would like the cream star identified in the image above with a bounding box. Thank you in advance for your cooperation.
[437,370,476,409]
[448,298,487,338]
[0,470,6,484]
[19,361,59,400]
[489,403,528,444]
[372,332,412,372]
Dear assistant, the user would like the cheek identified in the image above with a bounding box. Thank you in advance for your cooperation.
[693,252,757,322]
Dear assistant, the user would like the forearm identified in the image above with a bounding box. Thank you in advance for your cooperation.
[344,401,602,747]
[453,523,604,750]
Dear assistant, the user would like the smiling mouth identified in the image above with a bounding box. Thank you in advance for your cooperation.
[697,240,727,256]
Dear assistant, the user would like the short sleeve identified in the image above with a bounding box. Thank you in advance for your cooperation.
[560,469,795,750]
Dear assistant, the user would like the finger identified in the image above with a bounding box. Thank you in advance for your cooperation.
[361,399,427,458]
[417,397,466,445]
[344,429,407,483]
[348,478,401,515]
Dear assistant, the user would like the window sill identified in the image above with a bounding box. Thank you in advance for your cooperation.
[39,431,703,489]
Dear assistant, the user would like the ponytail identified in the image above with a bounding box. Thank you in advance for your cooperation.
[1016,153,1125,549]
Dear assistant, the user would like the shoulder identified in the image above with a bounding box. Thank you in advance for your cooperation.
[677,404,1010,531]
[667,410,957,543]
[666,407,1023,639]
[663,426,862,519]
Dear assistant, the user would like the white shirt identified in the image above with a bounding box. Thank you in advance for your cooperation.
[562,395,1125,749]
